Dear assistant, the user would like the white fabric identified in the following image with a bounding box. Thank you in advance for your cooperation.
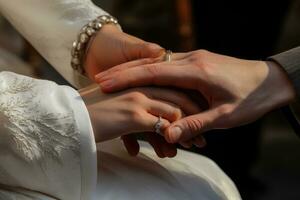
[98,140,241,200]
[0,72,97,200]
[0,0,108,89]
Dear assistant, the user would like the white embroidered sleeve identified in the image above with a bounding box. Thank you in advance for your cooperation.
[0,0,109,88]
[0,72,97,200]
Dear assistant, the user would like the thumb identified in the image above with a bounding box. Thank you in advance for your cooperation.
[130,42,164,59]
[165,108,220,143]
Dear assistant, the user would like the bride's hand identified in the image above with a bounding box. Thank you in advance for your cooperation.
[84,25,163,80]
[79,84,201,157]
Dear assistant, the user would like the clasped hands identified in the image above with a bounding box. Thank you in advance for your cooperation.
[81,24,296,158]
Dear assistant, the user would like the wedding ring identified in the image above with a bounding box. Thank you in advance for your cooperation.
[164,50,172,62]
[154,116,163,135]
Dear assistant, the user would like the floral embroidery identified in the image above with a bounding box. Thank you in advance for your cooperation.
[0,73,80,164]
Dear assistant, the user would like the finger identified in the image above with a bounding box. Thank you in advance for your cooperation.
[95,52,191,80]
[121,135,140,156]
[165,108,220,143]
[192,136,207,148]
[97,63,199,93]
[134,42,164,59]
[145,133,165,158]
[180,134,206,148]
[137,87,202,115]
[137,112,170,133]
[96,59,186,83]
[146,99,183,123]
[179,140,193,149]
[95,58,160,80]
[168,52,192,60]
[146,133,177,158]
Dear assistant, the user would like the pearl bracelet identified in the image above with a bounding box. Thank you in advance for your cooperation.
[71,15,119,74]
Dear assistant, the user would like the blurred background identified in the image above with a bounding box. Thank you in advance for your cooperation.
[0,0,300,199]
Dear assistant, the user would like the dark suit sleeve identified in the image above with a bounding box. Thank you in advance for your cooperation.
[269,47,300,137]
[269,46,300,97]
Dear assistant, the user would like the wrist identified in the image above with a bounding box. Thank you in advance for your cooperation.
[71,15,119,76]
[265,61,296,107]
[100,23,122,34]
[84,24,122,80]
[79,84,103,142]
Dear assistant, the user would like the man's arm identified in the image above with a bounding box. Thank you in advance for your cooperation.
[95,49,297,144]
[269,46,300,97]
[269,47,300,136]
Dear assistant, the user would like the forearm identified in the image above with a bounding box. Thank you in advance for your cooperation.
[0,0,108,88]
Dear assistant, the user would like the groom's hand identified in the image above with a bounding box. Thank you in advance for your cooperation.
[95,50,296,144]
[84,24,164,80]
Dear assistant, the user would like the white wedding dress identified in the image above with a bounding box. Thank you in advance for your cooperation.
[0,1,241,200]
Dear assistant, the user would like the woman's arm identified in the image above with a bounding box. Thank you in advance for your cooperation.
[0,71,203,199]
[0,71,97,200]
[0,0,163,88]
[0,0,107,88]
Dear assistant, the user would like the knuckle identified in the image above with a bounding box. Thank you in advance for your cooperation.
[125,92,146,103]
[143,65,160,83]
[184,118,205,136]
[143,42,153,49]
[213,105,235,129]
[195,49,210,57]
[190,49,209,66]
[217,104,234,118]
[189,50,214,80]
[145,65,159,76]
[170,107,183,121]
[130,106,145,123]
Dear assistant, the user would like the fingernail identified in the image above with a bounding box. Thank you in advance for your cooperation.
[169,126,182,143]
[99,79,115,90]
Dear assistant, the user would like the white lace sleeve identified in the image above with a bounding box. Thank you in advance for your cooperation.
[0,0,109,89]
[0,72,97,200]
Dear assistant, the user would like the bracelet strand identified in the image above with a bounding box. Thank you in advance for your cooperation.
[71,15,119,74]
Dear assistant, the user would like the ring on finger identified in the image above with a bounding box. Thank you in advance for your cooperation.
[154,116,163,135]
[164,50,172,62]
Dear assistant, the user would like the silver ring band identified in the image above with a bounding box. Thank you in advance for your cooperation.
[164,50,172,62]
[154,116,163,134]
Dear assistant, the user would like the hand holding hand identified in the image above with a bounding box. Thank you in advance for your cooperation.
[79,84,201,157]
[84,25,163,80]
[95,50,296,144]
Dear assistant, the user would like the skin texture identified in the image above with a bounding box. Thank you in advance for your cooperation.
[79,84,201,157]
[95,50,296,145]
[84,24,182,157]
[84,24,164,80]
